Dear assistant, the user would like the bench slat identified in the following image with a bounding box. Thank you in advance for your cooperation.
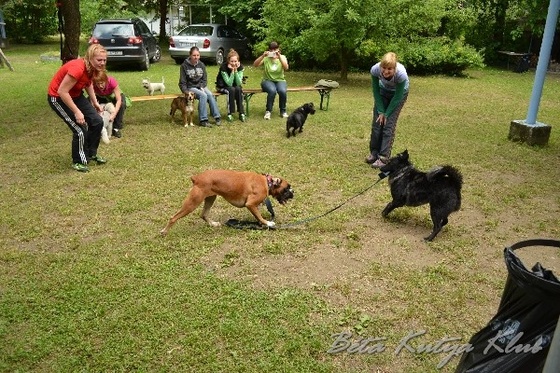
[130,94,183,102]
[130,86,336,113]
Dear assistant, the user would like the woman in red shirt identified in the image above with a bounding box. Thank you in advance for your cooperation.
[47,44,107,172]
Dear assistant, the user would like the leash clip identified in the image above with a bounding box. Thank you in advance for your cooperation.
[378,171,390,180]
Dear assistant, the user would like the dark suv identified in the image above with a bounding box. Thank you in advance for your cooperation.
[89,18,161,71]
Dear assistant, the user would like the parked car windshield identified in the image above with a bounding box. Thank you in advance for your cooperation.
[93,24,135,38]
[178,26,213,37]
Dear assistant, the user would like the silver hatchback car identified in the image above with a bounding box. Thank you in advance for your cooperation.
[168,24,251,65]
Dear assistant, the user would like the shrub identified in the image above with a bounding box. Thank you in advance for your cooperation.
[398,37,484,75]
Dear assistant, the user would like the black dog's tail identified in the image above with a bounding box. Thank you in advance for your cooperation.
[428,165,463,211]
[427,165,463,191]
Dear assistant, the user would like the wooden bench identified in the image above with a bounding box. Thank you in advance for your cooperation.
[130,85,335,116]
[241,86,333,116]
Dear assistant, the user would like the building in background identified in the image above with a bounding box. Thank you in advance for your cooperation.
[142,3,228,36]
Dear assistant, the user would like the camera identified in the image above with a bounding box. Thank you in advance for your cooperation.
[267,51,277,58]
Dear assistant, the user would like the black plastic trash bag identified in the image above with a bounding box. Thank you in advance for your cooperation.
[455,239,560,373]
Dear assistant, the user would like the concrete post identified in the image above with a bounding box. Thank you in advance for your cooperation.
[508,0,558,146]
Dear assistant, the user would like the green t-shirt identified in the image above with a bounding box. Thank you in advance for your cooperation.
[263,57,286,82]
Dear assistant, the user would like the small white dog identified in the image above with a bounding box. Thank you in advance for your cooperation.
[142,76,166,95]
[100,103,116,144]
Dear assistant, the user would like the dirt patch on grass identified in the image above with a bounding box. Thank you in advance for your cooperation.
[201,185,559,309]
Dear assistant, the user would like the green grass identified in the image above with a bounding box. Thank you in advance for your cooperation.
[1,41,559,372]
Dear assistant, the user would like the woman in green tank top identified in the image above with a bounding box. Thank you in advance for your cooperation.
[253,41,289,120]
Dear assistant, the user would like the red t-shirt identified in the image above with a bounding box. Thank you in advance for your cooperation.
[48,59,92,98]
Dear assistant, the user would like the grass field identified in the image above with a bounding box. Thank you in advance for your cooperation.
[1,42,559,372]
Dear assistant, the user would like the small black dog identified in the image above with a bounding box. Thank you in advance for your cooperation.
[286,102,316,138]
[379,150,463,241]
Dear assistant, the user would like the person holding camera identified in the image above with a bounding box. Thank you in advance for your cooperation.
[216,49,246,122]
[253,41,289,120]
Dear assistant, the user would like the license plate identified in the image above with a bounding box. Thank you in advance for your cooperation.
[107,51,123,56]
[179,42,195,48]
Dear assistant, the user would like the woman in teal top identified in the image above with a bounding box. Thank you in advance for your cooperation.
[253,41,289,120]
[216,49,246,122]
[366,52,409,168]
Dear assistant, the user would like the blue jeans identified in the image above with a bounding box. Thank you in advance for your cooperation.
[188,87,221,122]
[261,79,287,114]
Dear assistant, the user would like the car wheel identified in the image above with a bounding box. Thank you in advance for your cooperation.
[140,50,150,71]
[150,45,162,63]
[215,49,225,65]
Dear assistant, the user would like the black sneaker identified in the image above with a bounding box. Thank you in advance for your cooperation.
[199,120,212,128]
[215,118,222,126]
[112,129,122,138]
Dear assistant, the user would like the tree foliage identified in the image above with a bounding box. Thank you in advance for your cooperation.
[463,0,556,62]
[1,0,557,75]
[0,1,57,43]
[248,0,483,78]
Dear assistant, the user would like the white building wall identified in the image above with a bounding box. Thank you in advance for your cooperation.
[142,4,225,36]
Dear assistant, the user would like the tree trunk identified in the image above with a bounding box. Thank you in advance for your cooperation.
[59,0,81,63]
[339,45,349,81]
[159,0,168,40]
[492,0,509,49]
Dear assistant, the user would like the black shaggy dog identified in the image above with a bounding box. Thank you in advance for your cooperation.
[379,150,463,241]
[286,102,316,138]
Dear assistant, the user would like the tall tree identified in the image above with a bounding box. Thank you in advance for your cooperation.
[57,0,80,62]
[158,0,168,39]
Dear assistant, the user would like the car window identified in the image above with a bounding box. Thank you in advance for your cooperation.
[133,24,142,37]
[93,24,134,38]
[137,20,151,35]
[224,26,242,39]
[217,26,229,38]
[179,26,214,37]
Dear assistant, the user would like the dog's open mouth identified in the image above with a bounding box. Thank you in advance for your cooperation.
[275,186,294,205]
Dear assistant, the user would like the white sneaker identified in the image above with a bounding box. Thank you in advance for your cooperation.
[264,111,271,120]
[282,112,289,118]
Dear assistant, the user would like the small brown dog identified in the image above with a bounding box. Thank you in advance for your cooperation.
[160,170,294,235]
[170,91,196,127]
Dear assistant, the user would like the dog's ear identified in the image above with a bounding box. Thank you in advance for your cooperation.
[400,149,409,159]
[272,177,282,187]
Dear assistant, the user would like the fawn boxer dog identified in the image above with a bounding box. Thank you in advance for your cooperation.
[160,170,294,235]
